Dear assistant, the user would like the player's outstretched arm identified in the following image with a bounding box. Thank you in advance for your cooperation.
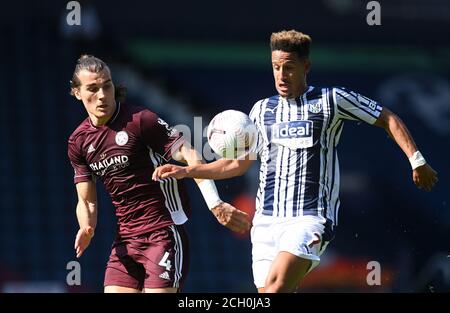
[153,143,254,181]
[152,159,252,180]
[154,143,251,233]
[374,107,438,191]
[74,181,98,258]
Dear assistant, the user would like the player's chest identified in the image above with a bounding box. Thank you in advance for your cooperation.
[82,128,143,173]
[262,100,331,149]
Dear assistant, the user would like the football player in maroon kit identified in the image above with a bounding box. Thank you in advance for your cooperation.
[68,55,250,293]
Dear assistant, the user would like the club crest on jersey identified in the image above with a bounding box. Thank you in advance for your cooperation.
[308,100,322,114]
[115,131,128,146]
[271,120,314,149]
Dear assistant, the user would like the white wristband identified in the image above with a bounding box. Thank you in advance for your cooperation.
[409,151,427,170]
[198,180,223,210]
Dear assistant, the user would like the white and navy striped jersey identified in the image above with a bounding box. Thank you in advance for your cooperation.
[249,86,383,225]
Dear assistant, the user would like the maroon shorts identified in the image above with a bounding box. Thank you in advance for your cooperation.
[104,224,189,290]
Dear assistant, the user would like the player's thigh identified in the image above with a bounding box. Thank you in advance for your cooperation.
[143,287,178,293]
[265,251,311,292]
[141,225,189,290]
[104,244,146,291]
[251,219,277,289]
[104,285,141,293]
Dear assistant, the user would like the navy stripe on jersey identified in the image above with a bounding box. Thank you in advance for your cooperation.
[281,99,290,217]
[302,87,323,216]
[290,99,302,217]
[294,95,306,216]
[253,98,270,215]
[325,118,342,222]
[317,88,334,220]
[323,88,335,217]
[262,96,280,215]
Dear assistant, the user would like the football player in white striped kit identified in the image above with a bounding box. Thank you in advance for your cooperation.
[153,30,438,292]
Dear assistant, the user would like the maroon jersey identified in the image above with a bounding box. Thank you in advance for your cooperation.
[68,103,191,238]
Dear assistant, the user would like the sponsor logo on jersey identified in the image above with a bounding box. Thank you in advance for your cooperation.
[273,121,312,138]
[89,155,129,175]
[271,121,314,149]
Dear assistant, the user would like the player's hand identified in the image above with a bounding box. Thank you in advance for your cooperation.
[413,164,438,192]
[74,226,95,258]
[211,202,251,234]
[153,164,188,181]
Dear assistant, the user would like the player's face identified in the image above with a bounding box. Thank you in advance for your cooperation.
[271,50,310,98]
[74,68,116,126]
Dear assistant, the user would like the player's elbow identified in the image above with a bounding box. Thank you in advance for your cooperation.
[233,167,247,177]
[229,160,251,177]
[375,107,397,130]
[77,199,98,214]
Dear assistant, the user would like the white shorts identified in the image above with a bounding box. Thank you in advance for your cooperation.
[251,214,332,289]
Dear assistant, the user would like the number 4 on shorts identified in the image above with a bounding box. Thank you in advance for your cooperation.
[158,252,172,271]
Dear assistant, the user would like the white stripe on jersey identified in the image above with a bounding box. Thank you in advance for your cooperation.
[169,225,183,288]
[299,91,310,217]
[317,88,330,218]
[279,99,293,217]
[148,147,188,225]
[272,96,284,217]
[249,86,382,225]
[284,99,298,217]
[155,153,185,213]
[255,100,268,216]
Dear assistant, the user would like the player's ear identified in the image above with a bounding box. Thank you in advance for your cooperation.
[72,87,82,100]
[304,58,311,74]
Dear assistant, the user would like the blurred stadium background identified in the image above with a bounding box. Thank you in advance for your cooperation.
[0,0,449,292]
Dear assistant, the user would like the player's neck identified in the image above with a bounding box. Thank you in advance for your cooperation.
[88,102,118,127]
[298,83,308,97]
[283,83,309,99]
[89,113,112,127]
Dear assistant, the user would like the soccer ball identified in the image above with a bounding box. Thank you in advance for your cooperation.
[207,110,258,159]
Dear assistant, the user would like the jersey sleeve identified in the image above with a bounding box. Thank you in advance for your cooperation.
[68,137,93,184]
[333,87,383,124]
[249,100,265,156]
[140,109,184,161]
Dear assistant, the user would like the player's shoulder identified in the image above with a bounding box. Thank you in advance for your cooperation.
[311,86,348,94]
[118,103,164,132]
[250,95,279,112]
[330,86,355,95]
[68,118,91,145]
[249,96,270,120]
[122,102,158,119]
[329,86,363,102]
